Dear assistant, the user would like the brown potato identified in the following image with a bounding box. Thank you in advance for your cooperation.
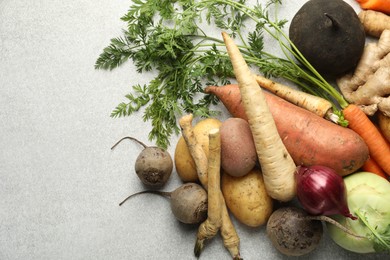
[222,168,273,227]
[174,118,222,182]
[220,117,257,177]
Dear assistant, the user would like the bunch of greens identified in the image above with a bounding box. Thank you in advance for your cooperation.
[95,0,344,148]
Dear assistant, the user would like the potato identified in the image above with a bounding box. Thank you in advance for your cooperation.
[220,118,257,177]
[174,118,222,182]
[221,168,273,227]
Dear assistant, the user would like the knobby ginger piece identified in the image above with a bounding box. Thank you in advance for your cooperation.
[337,29,390,116]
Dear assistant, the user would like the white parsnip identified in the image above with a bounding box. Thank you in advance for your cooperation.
[194,128,222,257]
[222,32,296,202]
[179,114,241,259]
[255,75,332,118]
[179,114,209,188]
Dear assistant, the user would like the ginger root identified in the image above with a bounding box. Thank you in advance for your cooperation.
[337,29,390,117]
[359,10,390,38]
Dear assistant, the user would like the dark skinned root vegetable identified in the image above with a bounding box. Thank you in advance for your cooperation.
[289,0,366,76]
[266,207,364,256]
[119,183,208,224]
[111,136,173,188]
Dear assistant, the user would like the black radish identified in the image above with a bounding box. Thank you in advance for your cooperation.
[289,0,365,76]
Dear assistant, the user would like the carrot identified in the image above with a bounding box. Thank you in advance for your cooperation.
[356,0,390,15]
[361,157,387,179]
[343,104,390,177]
[206,84,369,176]
[222,32,296,202]
[358,10,390,37]
[255,75,333,118]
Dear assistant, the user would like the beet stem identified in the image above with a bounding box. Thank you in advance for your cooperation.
[305,215,365,239]
[111,136,148,150]
[119,190,172,206]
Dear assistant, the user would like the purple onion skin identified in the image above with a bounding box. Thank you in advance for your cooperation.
[296,165,357,220]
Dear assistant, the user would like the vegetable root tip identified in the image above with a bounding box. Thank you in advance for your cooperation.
[194,239,204,258]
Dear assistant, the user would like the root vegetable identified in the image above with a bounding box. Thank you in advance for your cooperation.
[266,207,323,256]
[361,157,387,179]
[356,0,390,15]
[378,111,390,143]
[119,183,208,224]
[289,0,366,76]
[337,30,390,117]
[267,207,362,256]
[255,75,333,118]
[219,196,241,260]
[111,136,173,187]
[220,118,257,177]
[194,128,222,257]
[221,168,273,227]
[205,84,369,176]
[175,118,222,183]
[342,104,390,177]
[204,84,247,121]
[222,32,296,202]
[179,114,241,259]
[358,10,390,37]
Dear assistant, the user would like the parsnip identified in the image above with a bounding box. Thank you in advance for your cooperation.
[222,32,296,202]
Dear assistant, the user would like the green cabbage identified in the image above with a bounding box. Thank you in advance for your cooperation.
[327,172,390,253]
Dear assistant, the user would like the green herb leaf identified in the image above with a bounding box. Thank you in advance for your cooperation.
[356,206,390,252]
[96,0,346,148]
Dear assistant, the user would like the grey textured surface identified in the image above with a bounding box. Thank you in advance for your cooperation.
[0,0,386,259]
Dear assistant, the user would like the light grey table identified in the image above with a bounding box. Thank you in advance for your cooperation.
[0,0,386,259]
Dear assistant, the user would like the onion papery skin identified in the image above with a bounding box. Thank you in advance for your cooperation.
[296,165,356,220]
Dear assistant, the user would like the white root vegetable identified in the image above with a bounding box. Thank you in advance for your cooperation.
[255,75,333,118]
[222,32,296,202]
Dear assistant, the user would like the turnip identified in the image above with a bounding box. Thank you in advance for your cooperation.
[111,136,173,188]
[120,183,208,224]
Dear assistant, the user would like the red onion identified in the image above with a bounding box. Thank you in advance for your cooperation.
[296,165,357,220]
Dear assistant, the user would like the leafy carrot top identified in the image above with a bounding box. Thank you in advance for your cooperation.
[95,0,347,148]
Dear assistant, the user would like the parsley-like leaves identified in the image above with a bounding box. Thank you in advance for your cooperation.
[96,0,340,148]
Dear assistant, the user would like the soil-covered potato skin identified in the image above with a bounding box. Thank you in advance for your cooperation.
[266,207,323,256]
[289,0,365,76]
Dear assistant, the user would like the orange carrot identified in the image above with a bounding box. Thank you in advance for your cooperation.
[342,104,390,177]
[361,157,388,179]
[356,0,390,14]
